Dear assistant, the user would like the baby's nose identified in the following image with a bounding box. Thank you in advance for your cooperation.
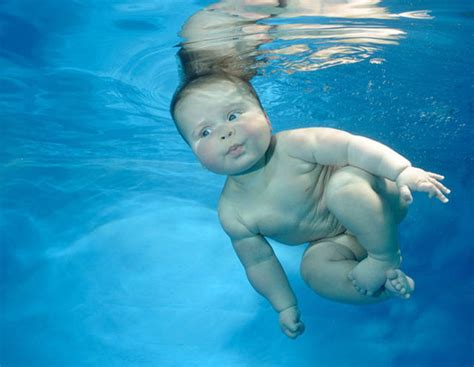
[220,129,233,140]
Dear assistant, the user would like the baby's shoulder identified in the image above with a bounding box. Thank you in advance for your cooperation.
[217,183,245,223]
[217,191,255,239]
[273,128,317,152]
[272,128,319,164]
[273,127,345,164]
[273,127,328,145]
[273,129,301,143]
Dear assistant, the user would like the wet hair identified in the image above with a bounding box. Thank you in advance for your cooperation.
[176,44,258,83]
[170,73,265,142]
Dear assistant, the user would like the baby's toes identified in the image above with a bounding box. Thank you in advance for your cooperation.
[384,269,415,299]
[354,283,367,295]
[395,282,406,293]
[351,278,360,289]
[386,269,398,280]
[352,283,365,295]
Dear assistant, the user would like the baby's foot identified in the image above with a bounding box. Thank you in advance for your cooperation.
[384,269,415,299]
[348,256,400,296]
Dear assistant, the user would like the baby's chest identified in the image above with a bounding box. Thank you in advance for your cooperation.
[240,171,330,241]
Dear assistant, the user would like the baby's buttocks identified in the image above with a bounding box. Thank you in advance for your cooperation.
[310,165,347,239]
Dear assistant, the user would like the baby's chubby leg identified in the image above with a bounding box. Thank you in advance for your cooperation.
[324,166,410,296]
[300,233,413,303]
[301,233,384,304]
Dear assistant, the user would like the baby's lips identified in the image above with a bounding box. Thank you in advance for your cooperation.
[227,143,244,155]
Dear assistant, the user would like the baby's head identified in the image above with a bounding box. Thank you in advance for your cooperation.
[171,74,272,176]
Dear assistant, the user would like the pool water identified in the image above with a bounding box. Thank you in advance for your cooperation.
[1,0,473,366]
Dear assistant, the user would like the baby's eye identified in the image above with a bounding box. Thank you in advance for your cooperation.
[228,112,241,121]
[200,128,212,138]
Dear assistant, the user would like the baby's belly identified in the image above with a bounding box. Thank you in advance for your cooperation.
[261,209,346,245]
[247,164,346,245]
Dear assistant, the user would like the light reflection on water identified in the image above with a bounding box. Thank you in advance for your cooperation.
[175,0,432,79]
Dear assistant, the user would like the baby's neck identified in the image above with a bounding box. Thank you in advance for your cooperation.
[228,156,266,189]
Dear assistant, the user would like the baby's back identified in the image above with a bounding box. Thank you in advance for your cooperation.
[219,131,345,245]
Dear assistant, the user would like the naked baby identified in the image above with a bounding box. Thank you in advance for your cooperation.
[171,73,450,339]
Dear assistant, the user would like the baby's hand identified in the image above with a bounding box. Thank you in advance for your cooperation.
[396,167,451,204]
[279,306,305,339]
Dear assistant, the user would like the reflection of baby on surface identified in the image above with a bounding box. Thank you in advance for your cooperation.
[171,75,450,339]
[180,0,405,79]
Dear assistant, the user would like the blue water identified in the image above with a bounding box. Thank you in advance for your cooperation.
[1,0,473,366]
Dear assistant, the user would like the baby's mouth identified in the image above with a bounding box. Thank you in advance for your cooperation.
[227,144,244,156]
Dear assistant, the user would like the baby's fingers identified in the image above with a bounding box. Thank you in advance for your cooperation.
[282,326,299,339]
[418,182,449,203]
[427,171,445,181]
[399,185,413,204]
[295,321,305,335]
[282,322,305,339]
[429,177,451,194]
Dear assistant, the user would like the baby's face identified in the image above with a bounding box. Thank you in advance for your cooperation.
[174,79,271,175]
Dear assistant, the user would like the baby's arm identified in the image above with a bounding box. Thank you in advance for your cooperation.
[218,205,305,339]
[285,128,450,204]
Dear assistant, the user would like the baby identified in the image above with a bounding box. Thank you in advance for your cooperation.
[170,73,450,339]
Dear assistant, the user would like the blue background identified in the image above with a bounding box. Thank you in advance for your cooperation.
[1,0,473,366]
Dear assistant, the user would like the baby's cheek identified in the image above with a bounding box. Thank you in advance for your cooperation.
[196,142,221,170]
[242,120,270,145]
[240,123,260,138]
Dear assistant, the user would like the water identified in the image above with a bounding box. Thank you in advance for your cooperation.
[1,0,473,366]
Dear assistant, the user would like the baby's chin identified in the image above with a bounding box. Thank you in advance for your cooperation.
[205,154,264,176]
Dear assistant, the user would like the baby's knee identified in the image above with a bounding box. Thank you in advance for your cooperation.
[325,167,374,206]
[300,242,355,284]
[301,243,327,283]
